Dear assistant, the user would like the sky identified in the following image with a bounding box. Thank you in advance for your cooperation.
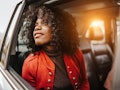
[0,0,22,34]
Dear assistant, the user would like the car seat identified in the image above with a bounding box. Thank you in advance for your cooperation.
[87,26,113,90]
[79,37,101,90]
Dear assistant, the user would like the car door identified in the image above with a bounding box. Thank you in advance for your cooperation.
[0,0,35,89]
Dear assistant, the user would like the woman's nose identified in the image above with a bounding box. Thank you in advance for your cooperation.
[35,24,42,31]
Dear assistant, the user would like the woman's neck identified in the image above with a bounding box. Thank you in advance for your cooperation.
[43,44,62,57]
[43,45,54,50]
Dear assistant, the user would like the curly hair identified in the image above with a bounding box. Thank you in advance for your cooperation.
[25,5,80,55]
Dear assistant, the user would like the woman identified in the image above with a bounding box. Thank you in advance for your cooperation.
[22,5,89,90]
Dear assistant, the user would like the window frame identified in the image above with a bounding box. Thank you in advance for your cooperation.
[0,0,35,89]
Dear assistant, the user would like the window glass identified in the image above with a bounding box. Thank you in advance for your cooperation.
[0,0,23,64]
[9,3,34,75]
[0,1,35,89]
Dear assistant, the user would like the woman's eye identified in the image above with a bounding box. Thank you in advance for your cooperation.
[41,20,47,25]
[42,23,47,26]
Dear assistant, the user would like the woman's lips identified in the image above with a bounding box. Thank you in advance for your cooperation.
[34,32,44,38]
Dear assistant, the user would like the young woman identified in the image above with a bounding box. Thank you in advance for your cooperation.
[22,5,89,90]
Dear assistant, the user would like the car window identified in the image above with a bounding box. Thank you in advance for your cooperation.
[0,0,23,63]
[0,0,35,89]
[5,2,37,89]
[8,2,37,75]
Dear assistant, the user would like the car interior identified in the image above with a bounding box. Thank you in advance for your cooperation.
[8,0,119,90]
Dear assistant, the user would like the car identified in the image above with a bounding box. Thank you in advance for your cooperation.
[0,0,119,90]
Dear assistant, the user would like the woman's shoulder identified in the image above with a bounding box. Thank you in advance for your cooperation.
[24,52,40,63]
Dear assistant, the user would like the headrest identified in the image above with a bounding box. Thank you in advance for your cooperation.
[87,26,103,40]
[79,38,91,53]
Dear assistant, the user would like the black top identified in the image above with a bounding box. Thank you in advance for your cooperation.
[44,49,74,90]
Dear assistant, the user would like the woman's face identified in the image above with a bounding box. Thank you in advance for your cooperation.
[33,18,52,46]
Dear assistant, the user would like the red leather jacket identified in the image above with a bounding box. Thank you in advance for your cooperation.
[22,49,89,90]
